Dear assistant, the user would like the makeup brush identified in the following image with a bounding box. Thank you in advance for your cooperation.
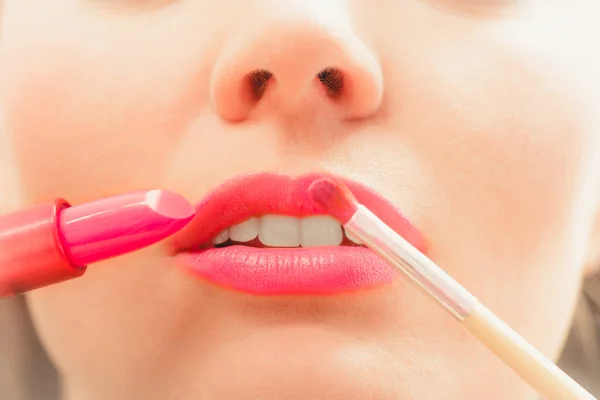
[308,178,595,400]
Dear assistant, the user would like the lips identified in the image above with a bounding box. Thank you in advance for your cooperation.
[171,173,426,295]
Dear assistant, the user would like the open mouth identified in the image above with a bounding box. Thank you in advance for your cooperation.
[205,214,364,249]
[171,173,425,295]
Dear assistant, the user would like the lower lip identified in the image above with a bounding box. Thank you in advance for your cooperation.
[177,245,396,295]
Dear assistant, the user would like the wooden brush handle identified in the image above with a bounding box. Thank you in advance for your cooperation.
[463,303,595,400]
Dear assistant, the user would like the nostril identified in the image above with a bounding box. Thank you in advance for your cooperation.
[246,68,344,101]
[317,67,345,98]
[246,69,274,101]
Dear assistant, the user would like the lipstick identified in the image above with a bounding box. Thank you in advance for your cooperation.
[0,190,195,298]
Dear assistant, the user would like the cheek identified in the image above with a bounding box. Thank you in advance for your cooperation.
[3,68,162,203]
[0,14,216,205]
[400,23,595,250]
[417,36,596,354]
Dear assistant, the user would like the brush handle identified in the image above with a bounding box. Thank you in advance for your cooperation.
[345,205,593,398]
[463,303,595,400]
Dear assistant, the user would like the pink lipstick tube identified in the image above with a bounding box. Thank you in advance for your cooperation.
[0,190,195,298]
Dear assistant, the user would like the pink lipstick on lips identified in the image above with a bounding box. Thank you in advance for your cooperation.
[172,173,426,295]
[0,190,195,298]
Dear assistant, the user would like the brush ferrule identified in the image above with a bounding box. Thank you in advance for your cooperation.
[347,205,478,321]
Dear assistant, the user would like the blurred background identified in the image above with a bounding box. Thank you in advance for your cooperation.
[558,275,600,395]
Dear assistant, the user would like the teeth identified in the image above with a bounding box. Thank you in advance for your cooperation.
[344,228,363,245]
[220,214,358,248]
[259,215,300,247]
[229,217,259,242]
[212,229,229,245]
[300,216,343,247]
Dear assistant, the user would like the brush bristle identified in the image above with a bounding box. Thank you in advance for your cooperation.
[308,178,358,224]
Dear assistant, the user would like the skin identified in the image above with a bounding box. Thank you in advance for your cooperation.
[1,1,600,399]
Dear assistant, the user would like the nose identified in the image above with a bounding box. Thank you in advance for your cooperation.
[210,6,384,122]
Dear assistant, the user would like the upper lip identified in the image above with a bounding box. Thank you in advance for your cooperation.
[170,172,426,253]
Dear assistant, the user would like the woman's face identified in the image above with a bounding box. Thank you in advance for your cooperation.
[2,1,600,399]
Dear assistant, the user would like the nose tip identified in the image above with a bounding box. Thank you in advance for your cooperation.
[210,20,384,122]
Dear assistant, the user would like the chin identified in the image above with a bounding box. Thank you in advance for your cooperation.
[184,325,410,400]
